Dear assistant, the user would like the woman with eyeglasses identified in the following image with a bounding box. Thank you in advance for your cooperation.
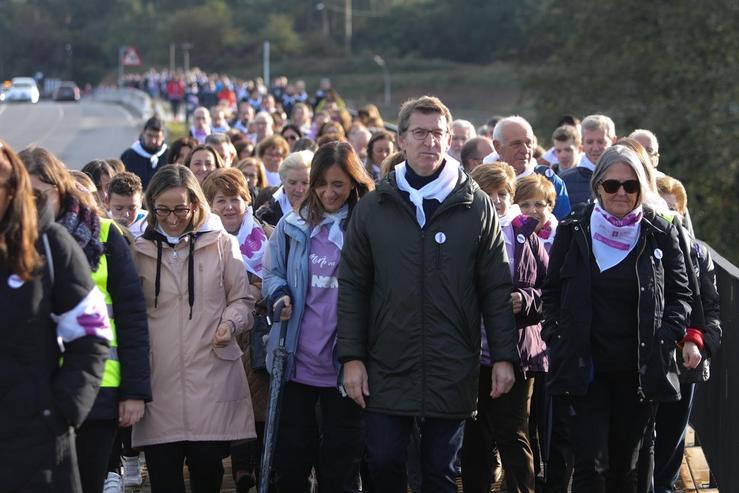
[542,145,695,493]
[131,164,256,493]
[262,141,374,492]
[514,174,558,253]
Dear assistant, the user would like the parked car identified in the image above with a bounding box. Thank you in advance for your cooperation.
[4,77,40,103]
[54,81,80,102]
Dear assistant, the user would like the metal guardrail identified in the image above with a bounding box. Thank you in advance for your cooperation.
[93,87,154,120]
[690,243,739,491]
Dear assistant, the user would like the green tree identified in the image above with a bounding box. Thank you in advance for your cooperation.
[519,0,739,262]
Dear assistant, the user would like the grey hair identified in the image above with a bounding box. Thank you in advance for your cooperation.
[193,106,211,123]
[629,128,659,153]
[254,111,274,125]
[492,116,533,144]
[581,114,616,139]
[279,150,313,180]
[452,119,476,137]
[590,145,650,206]
[204,133,231,145]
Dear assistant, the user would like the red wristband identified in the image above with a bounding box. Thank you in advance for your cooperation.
[680,327,704,351]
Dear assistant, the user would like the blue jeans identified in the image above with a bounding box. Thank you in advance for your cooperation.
[364,411,464,493]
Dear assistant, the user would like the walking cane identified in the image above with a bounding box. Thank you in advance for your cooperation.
[259,299,287,493]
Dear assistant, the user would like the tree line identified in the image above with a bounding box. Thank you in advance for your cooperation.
[1,0,737,261]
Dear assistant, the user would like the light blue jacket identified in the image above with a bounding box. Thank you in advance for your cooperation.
[262,211,340,380]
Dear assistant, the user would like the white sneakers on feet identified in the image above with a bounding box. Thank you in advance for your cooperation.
[103,472,124,493]
[122,455,143,487]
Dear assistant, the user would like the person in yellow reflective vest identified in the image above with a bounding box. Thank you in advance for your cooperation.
[22,148,152,493]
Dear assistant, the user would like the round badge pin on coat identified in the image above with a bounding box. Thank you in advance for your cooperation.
[435,232,446,244]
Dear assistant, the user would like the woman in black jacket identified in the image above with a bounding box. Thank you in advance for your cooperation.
[0,140,111,492]
[542,145,694,493]
[650,176,721,493]
[20,147,152,493]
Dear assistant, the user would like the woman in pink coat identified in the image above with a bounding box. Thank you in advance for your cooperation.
[132,164,255,493]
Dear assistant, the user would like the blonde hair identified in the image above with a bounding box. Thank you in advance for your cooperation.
[470,162,516,196]
[235,157,268,189]
[201,167,252,205]
[656,176,688,215]
[279,150,313,181]
[515,174,556,207]
[144,164,209,233]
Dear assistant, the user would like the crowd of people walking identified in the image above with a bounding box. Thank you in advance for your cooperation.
[0,72,722,493]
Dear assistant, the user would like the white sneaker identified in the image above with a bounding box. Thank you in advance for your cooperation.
[122,456,143,487]
[103,472,124,493]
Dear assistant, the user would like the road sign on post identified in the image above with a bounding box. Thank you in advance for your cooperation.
[120,46,142,67]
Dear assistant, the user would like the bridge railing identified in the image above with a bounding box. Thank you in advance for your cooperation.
[690,243,739,491]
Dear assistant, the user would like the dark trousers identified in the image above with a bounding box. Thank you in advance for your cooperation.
[75,419,119,493]
[544,396,574,493]
[108,426,139,472]
[528,372,548,486]
[231,421,264,487]
[653,383,695,493]
[569,371,655,493]
[364,411,465,493]
[9,428,82,493]
[143,441,228,493]
[273,381,363,493]
[461,366,535,493]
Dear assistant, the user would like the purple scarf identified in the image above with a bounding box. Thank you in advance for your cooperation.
[58,194,104,270]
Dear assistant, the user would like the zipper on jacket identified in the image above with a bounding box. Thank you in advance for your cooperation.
[635,237,647,401]
[420,231,427,417]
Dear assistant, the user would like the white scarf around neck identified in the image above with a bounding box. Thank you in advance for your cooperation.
[311,204,349,250]
[266,170,282,187]
[497,204,521,230]
[131,140,168,169]
[235,209,268,278]
[272,186,293,216]
[590,202,643,272]
[578,154,596,172]
[516,160,537,179]
[394,158,459,228]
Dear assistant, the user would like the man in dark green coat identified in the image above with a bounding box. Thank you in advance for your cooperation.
[337,95,520,492]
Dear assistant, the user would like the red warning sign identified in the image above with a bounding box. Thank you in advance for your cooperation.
[120,46,142,67]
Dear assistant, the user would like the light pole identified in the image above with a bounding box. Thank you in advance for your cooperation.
[373,55,391,106]
[181,43,192,73]
[316,2,329,36]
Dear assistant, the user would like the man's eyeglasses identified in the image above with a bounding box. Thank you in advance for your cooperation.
[154,206,191,218]
[600,179,640,194]
[408,128,447,142]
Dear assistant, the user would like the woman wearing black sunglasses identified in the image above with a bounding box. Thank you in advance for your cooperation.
[542,145,695,493]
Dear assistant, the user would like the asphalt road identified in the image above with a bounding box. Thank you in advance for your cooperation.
[0,99,141,170]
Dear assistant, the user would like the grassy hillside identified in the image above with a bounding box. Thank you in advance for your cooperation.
[241,56,529,126]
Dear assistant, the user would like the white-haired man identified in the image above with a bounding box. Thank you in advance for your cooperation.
[560,114,617,206]
[449,119,476,161]
[486,116,571,219]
